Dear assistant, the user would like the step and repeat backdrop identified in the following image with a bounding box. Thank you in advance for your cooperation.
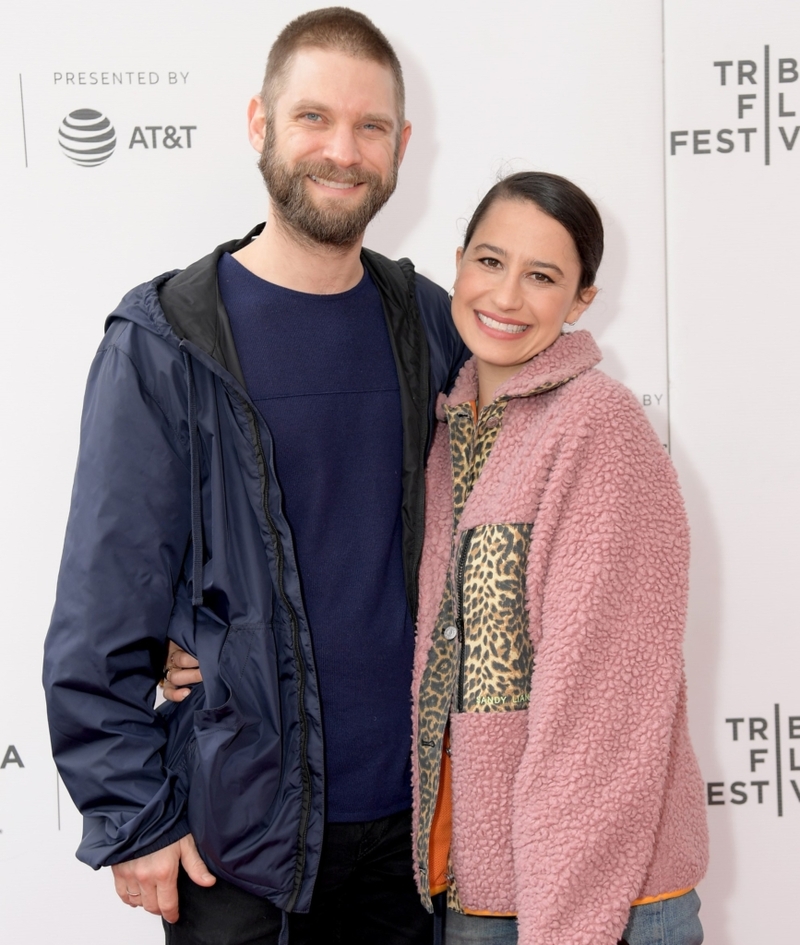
[0,0,796,941]
[664,2,800,941]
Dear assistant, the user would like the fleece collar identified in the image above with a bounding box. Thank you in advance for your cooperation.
[437,330,602,420]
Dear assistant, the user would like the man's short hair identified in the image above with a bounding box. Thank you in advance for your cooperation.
[261,7,405,121]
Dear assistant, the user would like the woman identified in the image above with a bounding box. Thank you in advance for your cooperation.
[412,172,707,944]
[164,172,709,944]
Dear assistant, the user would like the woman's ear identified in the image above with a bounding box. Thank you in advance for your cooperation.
[450,248,465,301]
[565,284,599,324]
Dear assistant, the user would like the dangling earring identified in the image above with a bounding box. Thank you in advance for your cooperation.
[448,287,455,301]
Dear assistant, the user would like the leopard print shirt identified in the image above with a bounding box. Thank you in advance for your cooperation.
[415,397,533,912]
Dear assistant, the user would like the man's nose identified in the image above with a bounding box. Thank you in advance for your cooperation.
[321,125,362,167]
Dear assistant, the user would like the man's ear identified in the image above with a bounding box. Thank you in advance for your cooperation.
[396,120,412,167]
[246,96,267,154]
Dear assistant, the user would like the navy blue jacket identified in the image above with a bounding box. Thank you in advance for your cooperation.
[43,226,466,913]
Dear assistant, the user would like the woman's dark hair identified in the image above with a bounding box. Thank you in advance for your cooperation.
[463,172,604,294]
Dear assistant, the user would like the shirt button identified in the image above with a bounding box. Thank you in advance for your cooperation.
[443,625,457,640]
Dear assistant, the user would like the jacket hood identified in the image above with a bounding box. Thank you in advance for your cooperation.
[105,224,267,388]
[103,225,268,618]
[105,270,183,342]
[105,223,429,396]
[437,329,602,419]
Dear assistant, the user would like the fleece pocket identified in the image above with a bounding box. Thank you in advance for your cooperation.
[448,710,529,914]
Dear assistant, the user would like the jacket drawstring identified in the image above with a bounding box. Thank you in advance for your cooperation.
[279,911,290,944]
[182,348,204,606]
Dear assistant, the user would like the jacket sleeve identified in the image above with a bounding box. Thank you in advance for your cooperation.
[414,274,469,395]
[43,323,193,867]
[512,386,692,944]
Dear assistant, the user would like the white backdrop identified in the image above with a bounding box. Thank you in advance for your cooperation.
[665,2,800,941]
[0,1,796,942]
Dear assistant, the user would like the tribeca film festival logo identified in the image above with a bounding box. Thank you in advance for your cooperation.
[706,705,800,816]
[0,746,23,771]
[670,46,797,165]
[0,746,25,838]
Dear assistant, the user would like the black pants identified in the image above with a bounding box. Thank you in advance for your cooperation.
[164,809,432,945]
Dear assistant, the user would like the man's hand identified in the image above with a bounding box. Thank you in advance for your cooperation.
[111,834,216,923]
[161,641,203,702]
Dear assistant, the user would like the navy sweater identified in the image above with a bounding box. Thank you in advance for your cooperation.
[218,253,413,821]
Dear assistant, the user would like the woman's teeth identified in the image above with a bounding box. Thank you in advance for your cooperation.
[477,312,527,334]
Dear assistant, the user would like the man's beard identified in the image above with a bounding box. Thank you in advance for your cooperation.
[258,124,398,248]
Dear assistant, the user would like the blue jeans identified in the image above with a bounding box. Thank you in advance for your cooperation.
[440,890,703,945]
[443,910,517,945]
[623,890,703,945]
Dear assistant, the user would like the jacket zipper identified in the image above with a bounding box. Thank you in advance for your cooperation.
[409,320,430,619]
[408,361,430,618]
[454,528,474,712]
[244,400,312,912]
[364,253,430,623]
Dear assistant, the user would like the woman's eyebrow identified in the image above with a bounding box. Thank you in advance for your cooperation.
[472,242,506,257]
[473,242,565,277]
[526,259,564,277]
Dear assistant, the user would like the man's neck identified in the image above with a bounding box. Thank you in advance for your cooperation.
[232,210,365,295]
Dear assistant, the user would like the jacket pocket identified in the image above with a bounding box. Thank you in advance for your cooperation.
[186,623,286,887]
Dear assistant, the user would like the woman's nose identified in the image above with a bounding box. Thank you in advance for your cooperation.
[492,273,523,311]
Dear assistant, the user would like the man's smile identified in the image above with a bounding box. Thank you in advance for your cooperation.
[309,174,364,192]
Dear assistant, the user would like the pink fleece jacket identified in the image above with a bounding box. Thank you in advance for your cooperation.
[411,331,708,944]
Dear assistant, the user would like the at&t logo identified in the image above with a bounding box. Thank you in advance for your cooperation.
[58,108,116,167]
[57,107,198,168]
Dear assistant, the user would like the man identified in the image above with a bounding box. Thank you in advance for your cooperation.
[43,8,465,945]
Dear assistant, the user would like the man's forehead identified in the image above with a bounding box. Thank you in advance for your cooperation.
[275,47,400,117]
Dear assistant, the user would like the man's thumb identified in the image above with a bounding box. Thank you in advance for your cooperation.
[179,835,217,887]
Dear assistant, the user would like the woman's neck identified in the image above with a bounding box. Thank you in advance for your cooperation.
[475,359,525,411]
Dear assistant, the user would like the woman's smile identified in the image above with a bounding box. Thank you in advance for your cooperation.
[475,310,529,336]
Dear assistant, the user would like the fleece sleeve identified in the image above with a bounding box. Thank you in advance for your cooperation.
[43,326,193,867]
[512,390,691,945]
